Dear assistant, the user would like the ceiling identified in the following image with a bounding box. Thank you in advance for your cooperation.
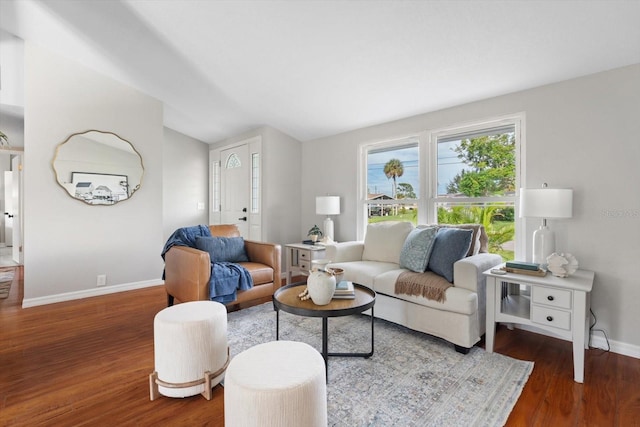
[1,0,639,143]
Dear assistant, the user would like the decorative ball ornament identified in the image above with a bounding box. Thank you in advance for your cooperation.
[298,287,311,301]
[546,253,579,277]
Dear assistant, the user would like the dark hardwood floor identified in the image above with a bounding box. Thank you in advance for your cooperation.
[1,267,638,426]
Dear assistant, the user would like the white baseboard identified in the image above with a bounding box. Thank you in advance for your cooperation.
[22,279,163,308]
[513,324,640,360]
[589,333,640,359]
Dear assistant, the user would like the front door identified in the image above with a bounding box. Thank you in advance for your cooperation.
[220,144,249,237]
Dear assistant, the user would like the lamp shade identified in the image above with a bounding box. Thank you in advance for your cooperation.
[316,196,340,215]
[519,188,573,218]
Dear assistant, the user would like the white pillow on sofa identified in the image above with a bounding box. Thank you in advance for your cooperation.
[362,221,413,264]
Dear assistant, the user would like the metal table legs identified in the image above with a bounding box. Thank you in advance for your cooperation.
[275,307,375,380]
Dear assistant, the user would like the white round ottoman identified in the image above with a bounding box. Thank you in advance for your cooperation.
[224,341,327,427]
[149,301,229,401]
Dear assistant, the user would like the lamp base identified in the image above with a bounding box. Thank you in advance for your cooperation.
[323,217,334,241]
[532,226,555,266]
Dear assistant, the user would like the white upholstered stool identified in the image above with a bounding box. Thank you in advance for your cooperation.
[149,301,229,401]
[224,340,327,427]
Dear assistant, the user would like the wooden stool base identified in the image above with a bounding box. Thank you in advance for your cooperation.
[149,347,230,401]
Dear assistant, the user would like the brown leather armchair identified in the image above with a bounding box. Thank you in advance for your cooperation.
[164,224,281,307]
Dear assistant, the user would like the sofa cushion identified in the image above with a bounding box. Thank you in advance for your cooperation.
[238,261,273,285]
[362,221,413,264]
[427,228,473,282]
[418,224,487,256]
[373,269,478,315]
[399,226,437,272]
[439,224,483,256]
[327,260,399,287]
[195,236,249,263]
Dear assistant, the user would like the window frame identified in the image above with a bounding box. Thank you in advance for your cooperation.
[428,114,525,259]
[358,136,421,239]
[211,160,221,213]
[357,113,525,258]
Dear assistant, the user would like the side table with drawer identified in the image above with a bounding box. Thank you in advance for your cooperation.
[484,267,595,383]
[284,243,326,284]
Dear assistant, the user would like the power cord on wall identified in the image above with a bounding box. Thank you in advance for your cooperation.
[589,308,610,352]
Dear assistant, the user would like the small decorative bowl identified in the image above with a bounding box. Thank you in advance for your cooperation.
[327,267,344,283]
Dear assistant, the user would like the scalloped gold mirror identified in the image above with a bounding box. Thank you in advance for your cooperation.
[53,130,144,205]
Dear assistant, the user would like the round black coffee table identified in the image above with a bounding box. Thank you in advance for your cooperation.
[272,281,376,379]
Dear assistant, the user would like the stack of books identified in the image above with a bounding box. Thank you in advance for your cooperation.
[333,281,355,299]
[504,261,546,276]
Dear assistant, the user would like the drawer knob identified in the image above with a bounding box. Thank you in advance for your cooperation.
[547,295,554,301]
[546,316,553,322]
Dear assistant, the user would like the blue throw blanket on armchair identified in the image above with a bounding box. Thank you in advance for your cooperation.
[210,262,253,304]
[161,224,212,263]
[161,225,253,303]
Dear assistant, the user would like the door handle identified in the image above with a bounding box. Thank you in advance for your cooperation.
[238,217,247,221]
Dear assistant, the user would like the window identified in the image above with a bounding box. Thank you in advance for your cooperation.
[362,138,420,226]
[430,118,521,260]
[212,160,221,213]
[226,153,241,169]
[251,152,260,213]
[358,115,523,259]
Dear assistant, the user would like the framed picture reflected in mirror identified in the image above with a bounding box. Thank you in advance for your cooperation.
[71,172,129,205]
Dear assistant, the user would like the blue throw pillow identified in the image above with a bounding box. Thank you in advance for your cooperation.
[399,227,437,273]
[427,228,473,283]
[195,236,249,263]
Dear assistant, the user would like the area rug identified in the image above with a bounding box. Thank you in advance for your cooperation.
[227,302,533,427]
[0,267,14,299]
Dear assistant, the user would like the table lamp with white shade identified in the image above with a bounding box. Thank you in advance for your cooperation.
[519,184,573,265]
[316,196,340,241]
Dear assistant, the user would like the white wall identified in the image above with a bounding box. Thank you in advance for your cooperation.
[0,29,24,108]
[162,127,209,241]
[23,42,164,305]
[261,126,303,246]
[0,29,25,150]
[302,64,640,353]
[211,125,302,248]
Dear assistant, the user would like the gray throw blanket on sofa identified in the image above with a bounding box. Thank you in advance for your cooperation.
[161,225,253,303]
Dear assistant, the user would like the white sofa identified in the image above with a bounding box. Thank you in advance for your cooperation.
[326,221,503,353]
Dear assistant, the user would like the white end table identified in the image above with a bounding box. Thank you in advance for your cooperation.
[284,243,327,284]
[484,267,594,383]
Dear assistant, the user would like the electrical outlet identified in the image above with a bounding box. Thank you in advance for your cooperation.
[97,274,107,287]
[197,202,205,210]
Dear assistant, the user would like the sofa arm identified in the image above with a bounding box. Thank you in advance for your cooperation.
[325,242,365,263]
[244,240,282,287]
[453,253,503,293]
[164,246,211,302]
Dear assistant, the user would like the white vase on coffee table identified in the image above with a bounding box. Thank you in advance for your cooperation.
[307,264,336,305]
